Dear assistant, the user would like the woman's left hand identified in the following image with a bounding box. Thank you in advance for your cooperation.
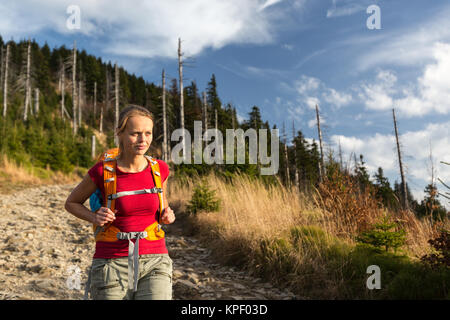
[160,206,176,224]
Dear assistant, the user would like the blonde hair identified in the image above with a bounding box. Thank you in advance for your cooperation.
[116,104,154,154]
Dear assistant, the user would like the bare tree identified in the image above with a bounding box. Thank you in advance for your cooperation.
[202,91,208,133]
[178,38,186,160]
[162,69,168,162]
[92,135,96,160]
[338,138,344,173]
[114,63,119,146]
[72,41,78,135]
[60,60,65,120]
[101,69,111,133]
[232,107,236,130]
[23,40,32,121]
[93,81,97,123]
[282,122,290,187]
[316,104,325,182]
[393,108,409,211]
[2,43,10,117]
[34,88,39,115]
[437,161,450,205]
[78,80,83,128]
[292,120,299,189]
[427,141,437,222]
[0,46,4,98]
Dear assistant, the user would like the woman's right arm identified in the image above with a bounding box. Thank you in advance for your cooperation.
[64,174,115,226]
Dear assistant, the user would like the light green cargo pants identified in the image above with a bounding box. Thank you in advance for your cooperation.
[90,253,173,300]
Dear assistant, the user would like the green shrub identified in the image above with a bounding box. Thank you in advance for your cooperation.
[186,183,221,214]
[356,216,406,253]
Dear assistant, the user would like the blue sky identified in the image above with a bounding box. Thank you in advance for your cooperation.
[1,0,450,205]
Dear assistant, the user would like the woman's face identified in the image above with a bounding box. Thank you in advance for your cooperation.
[119,115,153,156]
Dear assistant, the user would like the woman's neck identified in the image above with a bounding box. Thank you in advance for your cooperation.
[116,153,147,172]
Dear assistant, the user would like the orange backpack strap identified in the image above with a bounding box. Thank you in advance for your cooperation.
[93,149,120,241]
[103,158,117,211]
[145,156,164,223]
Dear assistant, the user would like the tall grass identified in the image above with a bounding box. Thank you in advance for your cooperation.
[167,172,449,299]
[0,154,83,193]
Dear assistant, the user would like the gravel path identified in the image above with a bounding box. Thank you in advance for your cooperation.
[0,184,296,300]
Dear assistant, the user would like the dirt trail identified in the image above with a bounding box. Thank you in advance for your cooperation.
[0,184,296,300]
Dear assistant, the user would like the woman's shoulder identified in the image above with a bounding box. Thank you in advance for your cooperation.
[88,161,104,177]
[154,159,169,173]
[151,158,170,181]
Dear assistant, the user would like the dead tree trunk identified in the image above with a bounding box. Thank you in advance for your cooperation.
[114,63,119,146]
[292,120,299,189]
[78,80,82,128]
[2,43,9,117]
[60,61,65,120]
[72,41,78,135]
[34,88,39,115]
[215,106,218,131]
[393,108,409,211]
[102,69,110,133]
[93,81,97,124]
[0,46,4,98]
[23,40,32,121]
[232,107,237,130]
[99,102,104,133]
[162,69,168,162]
[92,135,96,160]
[316,104,325,182]
[283,122,290,187]
[178,38,186,160]
[338,138,344,173]
[202,92,208,133]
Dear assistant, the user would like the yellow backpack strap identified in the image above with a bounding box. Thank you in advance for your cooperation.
[146,156,164,223]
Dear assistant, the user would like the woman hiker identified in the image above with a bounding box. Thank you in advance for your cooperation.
[65,104,175,300]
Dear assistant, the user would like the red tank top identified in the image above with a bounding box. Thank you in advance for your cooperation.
[88,159,170,259]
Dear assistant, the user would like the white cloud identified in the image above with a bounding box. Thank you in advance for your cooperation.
[417,42,450,114]
[305,97,320,110]
[332,133,396,174]
[353,6,450,71]
[295,75,320,95]
[330,121,450,205]
[294,75,353,110]
[357,43,450,117]
[244,65,287,78]
[358,70,396,111]
[323,88,353,108]
[259,0,283,11]
[326,0,367,18]
[0,0,297,59]
[308,115,325,129]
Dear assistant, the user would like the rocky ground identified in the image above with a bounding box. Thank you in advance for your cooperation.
[0,184,297,300]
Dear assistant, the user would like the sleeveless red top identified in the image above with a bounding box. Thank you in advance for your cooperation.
[87,159,170,259]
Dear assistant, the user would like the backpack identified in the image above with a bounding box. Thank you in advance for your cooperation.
[84,148,167,298]
[89,148,165,242]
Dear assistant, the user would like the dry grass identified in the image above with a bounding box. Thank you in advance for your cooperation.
[0,155,83,194]
[168,171,449,298]
[170,172,440,257]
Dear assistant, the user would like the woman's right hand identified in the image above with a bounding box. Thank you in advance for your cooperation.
[92,207,117,226]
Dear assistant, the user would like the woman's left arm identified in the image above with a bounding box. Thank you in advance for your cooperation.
[160,179,175,224]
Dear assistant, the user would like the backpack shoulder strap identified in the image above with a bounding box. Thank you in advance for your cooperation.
[103,157,117,210]
[145,156,164,223]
